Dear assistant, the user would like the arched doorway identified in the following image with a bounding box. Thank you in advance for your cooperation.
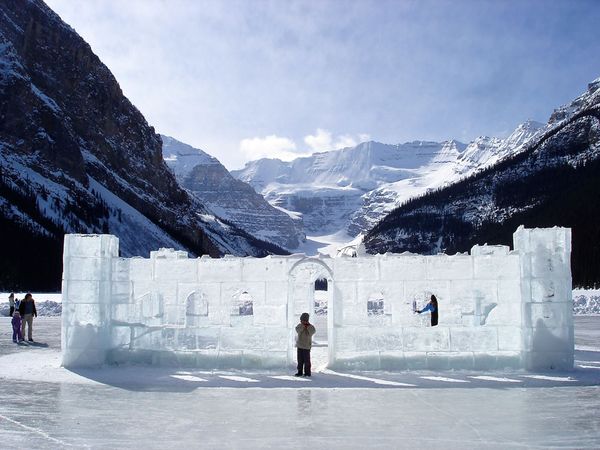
[287,258,334,370]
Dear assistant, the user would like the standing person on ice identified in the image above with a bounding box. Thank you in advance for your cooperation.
[19,293,37,342]
[417,294,439,327]
[11,307,23,343]
[295,312,316,377]
[8,292,15,317]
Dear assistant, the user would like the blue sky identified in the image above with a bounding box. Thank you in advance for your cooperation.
[45,0,600,170]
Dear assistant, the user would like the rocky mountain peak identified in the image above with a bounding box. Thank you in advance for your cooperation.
[588,77,600,94]
[162,135,305,250]
[549,76,600,125]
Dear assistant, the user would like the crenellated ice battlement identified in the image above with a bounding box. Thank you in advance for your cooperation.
[61,226,573,371]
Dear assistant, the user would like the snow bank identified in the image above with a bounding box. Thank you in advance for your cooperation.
[0,301,61,317]
[573,289,600,315]
[0,293,62,317]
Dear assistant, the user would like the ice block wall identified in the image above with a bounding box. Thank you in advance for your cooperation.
[108,250,295,368]
[61,227,573,370]
[514,226,573,370]
[329,244,525,370]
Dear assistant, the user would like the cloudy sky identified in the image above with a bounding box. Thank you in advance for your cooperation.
[45,0,600,170]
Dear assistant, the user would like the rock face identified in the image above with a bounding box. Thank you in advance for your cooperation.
[364,77,600,287]
[0,0,282,290]
[162,135,305,250]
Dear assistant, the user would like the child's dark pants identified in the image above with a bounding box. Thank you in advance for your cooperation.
[297,348,311,376]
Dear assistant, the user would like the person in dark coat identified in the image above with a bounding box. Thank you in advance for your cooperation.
[19,293,37,342]
[8,293,15,317]
[417,294,439,327]
[295,312,316,377]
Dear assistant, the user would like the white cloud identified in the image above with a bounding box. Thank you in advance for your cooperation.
[304,129,371,152]
[334,134,358,149]
[304,128,333,152]
[240,135,299,161]
[240,130,373,164]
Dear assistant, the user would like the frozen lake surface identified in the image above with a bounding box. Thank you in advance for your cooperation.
[0,317,599,449]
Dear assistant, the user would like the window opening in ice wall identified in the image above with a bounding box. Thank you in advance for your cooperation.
[185,291,208,327]
[231,290,254,327]
[312,277,329,369]
[314,277,328,316]
[368,291,391,325]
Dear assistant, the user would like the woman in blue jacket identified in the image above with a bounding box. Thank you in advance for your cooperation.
[417,295,438,326]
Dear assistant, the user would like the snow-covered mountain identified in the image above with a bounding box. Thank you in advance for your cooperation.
[232,121,544,241]
[364,77,600,287]
[348,120,545,235]
[0,0,284,290]
[162,135,305,250]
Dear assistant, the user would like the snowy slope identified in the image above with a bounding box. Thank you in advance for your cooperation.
[162,135,220,177]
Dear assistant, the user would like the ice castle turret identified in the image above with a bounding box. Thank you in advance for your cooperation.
[514,226,573,370]
[61,234,118,367]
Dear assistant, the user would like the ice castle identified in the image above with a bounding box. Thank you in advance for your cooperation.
[61,226,573,371]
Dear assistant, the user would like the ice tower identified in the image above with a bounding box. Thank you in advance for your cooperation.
[514,226,573,370]
[61,234,118,367]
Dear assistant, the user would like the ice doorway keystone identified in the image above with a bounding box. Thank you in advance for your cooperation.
[287,258,334,370]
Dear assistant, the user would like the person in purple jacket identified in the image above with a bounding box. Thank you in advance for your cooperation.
[11,309,23,343]
[417,294,439,327]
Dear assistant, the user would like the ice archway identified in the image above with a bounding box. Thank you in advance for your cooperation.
[287,257,335,365]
